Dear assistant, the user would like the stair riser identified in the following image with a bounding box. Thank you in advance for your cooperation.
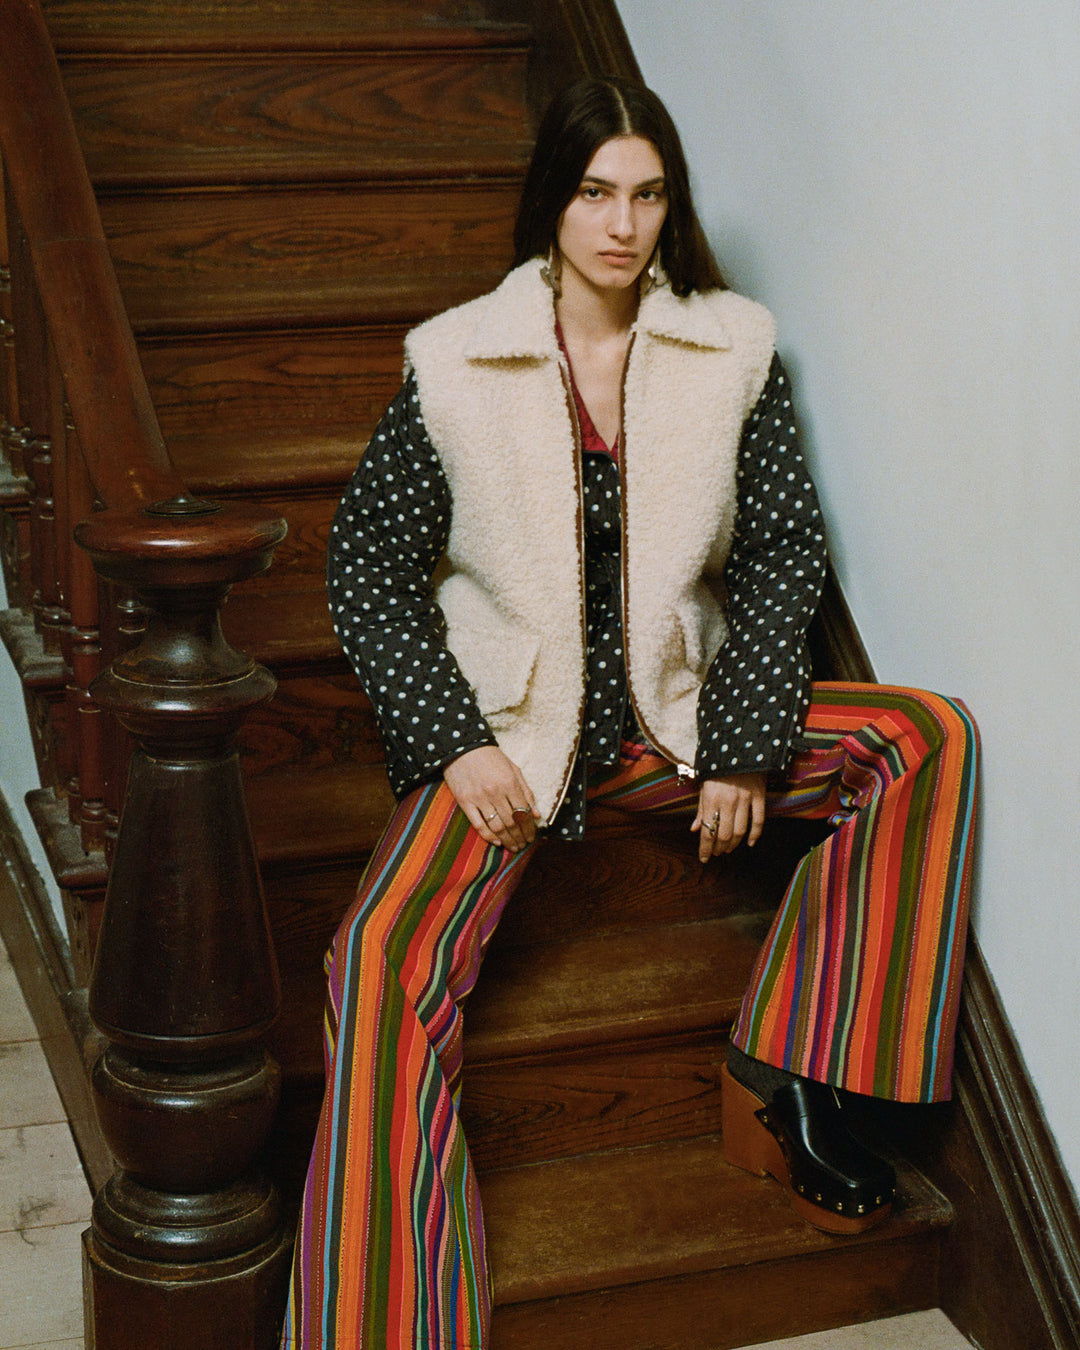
[44,0,522,49]
[461,1035,727,1171]
[63,49,531,186]
[238,672,380,780]
[258,821,808,986]
[98,182,519,332]
[142,327,404,487]
[230,494,335,592]
[492,822,827,947]
[265,862,365,978]
[269,1037,730,1210]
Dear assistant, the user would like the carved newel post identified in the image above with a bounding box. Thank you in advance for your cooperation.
[76,497,291,1350]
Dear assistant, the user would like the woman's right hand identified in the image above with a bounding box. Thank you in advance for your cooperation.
[443,746,541,852]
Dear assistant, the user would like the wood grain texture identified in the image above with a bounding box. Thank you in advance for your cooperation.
[464,915,767,1063]
[237,670,382,778]
[141,326,405,486]
[461,1034,728,1169]
[221,585,340,669]
[44,0,525,51]
[98,181,518,332]
[494,817,831,948]
[490,1228,941,1350]
[245,760,395,867]
[61,48,531,187]
[847,937,1080,1350]
[484,1134,948,1306]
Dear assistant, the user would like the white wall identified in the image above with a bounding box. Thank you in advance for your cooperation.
[0,570,64,930]
[617,1,1080,1187]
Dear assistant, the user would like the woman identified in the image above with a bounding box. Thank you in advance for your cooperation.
[282,78,978,1348]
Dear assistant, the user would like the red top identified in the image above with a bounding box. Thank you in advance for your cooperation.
[556,323,619,463]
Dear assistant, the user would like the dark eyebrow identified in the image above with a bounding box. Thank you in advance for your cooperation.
[580,175,667,191]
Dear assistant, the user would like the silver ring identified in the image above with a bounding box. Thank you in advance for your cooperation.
[511,805,530,816]
[485,810,500,822]
[703,821,717,834]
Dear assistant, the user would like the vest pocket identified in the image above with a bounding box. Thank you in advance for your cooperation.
[448,622,541,720]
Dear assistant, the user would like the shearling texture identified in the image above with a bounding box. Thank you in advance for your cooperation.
[404,259,775,821]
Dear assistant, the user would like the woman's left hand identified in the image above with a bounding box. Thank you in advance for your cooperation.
[692,773,767,862]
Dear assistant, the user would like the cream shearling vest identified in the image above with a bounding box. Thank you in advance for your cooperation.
[404,259,776,822]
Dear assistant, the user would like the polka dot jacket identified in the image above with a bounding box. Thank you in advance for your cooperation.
[327,353,827,839]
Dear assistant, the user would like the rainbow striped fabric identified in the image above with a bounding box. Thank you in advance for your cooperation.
[731,683,979,1103]
[281,682,978,1347]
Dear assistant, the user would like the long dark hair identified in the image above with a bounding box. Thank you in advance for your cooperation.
[512,77,724,297]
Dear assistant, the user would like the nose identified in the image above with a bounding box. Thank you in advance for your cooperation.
[608,193,635,241]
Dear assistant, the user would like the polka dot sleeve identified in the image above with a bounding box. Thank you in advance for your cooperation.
[326,375,497,799]
[695,354,827,780]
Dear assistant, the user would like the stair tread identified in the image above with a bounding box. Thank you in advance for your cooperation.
[173,429,361,495]
[483,1133,952,1307]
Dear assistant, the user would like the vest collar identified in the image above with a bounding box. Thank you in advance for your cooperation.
[463,258,734,362]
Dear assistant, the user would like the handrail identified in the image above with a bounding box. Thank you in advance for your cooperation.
[0,0,181,507]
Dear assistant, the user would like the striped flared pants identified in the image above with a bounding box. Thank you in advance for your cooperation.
[281,683,979,1349]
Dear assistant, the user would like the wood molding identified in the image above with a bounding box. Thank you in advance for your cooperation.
[808,571,1080,1348]
[809,566,875,683]
[949,947,1080,1348]
[489,0,641,116]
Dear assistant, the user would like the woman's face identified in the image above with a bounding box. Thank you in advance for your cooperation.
[556,134,668,297]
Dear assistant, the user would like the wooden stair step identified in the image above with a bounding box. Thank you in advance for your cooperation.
[172,431,362,497]
[246,761,394,867]
[264,910,771,1192]
[222,586,340,670]
[485,1134,950,1349]
[464,917,767,1063]
[143,326,404,489]
[492,818,829,948]
[237,671,382,779]
[99,180,518,334]
[45,1,531,52]
[62,46,532,188]
[268,913,770,1091]
[461,1033,727,1171]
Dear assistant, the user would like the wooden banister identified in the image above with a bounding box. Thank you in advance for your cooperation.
[0,1,291,1344]
[0,0,179,507]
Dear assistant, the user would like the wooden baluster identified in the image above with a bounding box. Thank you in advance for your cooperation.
[98,582,144,863]
[66,415,106,851]
[0,164,22,482]
[77,497,291,1350]
[8,204,65,650]
[0,165,27,605]
[1,170,33,603]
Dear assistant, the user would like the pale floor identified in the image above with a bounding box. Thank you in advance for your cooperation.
[0,935,972,1350]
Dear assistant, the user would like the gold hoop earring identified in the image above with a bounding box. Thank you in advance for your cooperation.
[540,243,562,298]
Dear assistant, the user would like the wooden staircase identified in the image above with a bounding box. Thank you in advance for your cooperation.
[0,2,951,1345]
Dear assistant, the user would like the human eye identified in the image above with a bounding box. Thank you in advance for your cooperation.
[638,186,665,203]
[580,184,605,201]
